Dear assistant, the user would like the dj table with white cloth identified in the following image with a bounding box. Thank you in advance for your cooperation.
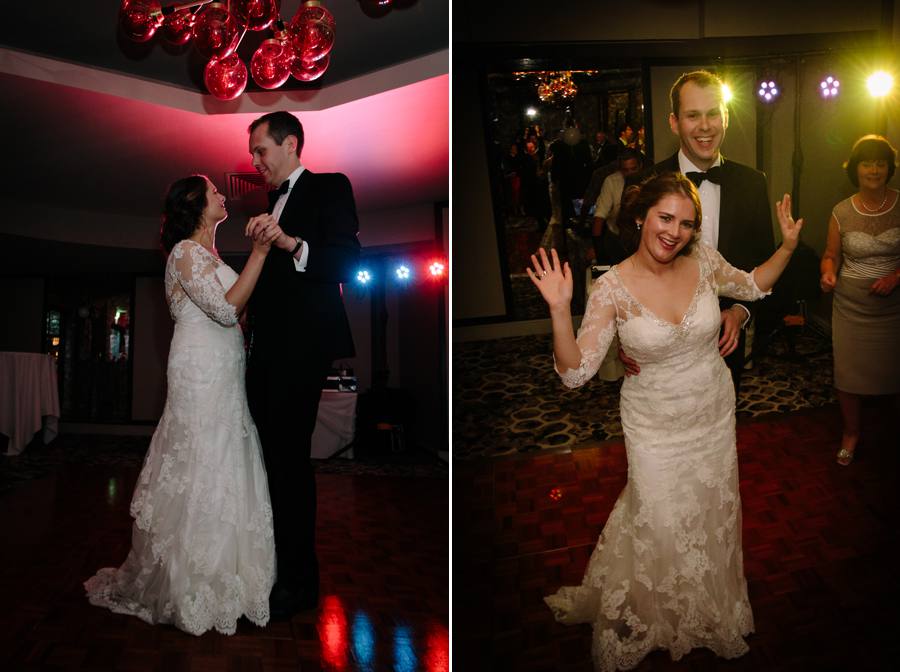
[310,389,357,459]
[0,352,60,456]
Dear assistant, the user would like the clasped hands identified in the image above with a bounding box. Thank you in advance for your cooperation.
[245,214,289,254]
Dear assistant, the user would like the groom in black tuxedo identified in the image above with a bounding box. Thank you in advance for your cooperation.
[245,111,360,618]
[625,70,774,393]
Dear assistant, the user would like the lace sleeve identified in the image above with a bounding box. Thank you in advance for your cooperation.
[171,241,239,326]
[554,276,618,388]
[702,244,771,302]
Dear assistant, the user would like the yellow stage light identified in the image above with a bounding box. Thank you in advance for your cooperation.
[866,70,894,97]
[721,83,734,104]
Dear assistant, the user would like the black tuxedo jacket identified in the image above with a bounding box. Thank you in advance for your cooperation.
[653,153,775,311]
[250,169,361,362]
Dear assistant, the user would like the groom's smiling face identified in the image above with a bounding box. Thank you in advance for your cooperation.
[249,122,297,187]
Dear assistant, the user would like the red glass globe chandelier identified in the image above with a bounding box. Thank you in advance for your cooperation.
[204,53,249,100]
[160,7,197,46]
[118,0,337,100]
[250,38,293,89]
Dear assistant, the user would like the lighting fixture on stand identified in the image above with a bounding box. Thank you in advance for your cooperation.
[757,78,780,103]
[819,75,840,99]
[118,0,336,100]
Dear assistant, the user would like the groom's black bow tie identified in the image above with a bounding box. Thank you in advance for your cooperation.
[685,166,722,187]
[267,180,291,207]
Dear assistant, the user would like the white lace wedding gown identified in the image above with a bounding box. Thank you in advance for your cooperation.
[545,244,768,670]
[85,240,275,636]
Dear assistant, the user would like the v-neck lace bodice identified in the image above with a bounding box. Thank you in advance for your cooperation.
[555,244,769,387]
[611,261,703,331]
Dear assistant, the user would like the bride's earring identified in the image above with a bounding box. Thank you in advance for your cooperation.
[636,220,642,231]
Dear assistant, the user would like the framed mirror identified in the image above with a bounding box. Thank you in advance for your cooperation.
[482,66,649,319]
[45,275,134,422]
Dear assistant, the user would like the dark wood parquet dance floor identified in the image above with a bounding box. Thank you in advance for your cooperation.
[454,402,899,671]
[0,450,448,671]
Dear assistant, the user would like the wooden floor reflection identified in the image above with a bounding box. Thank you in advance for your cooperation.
[454,402,899,671]
[0,448,448,671]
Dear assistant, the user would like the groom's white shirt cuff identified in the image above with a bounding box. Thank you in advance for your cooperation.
[292,242,310,272]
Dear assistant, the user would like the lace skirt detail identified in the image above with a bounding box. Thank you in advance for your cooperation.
[85,325,275,636]
[544,478,754,671]
[546,362,754,670]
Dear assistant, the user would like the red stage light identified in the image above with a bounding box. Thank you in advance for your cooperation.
[424,623,449,672]
[319,595,349,669]
[549,487,563,501]
[427,259,446,279]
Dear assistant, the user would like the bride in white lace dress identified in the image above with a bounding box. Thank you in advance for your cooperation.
[530,173,803,670]
[85,175,279,636]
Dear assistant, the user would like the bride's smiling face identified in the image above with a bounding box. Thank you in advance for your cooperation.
[638,194,698,262]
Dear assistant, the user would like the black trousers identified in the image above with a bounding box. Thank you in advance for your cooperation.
[247,352,331,595]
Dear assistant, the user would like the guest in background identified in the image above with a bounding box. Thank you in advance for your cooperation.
[636,125,646,155]
[520,138,550,229]
[502,141,523,215]
[819,134,900,465]
[591,148,643,264]
[546,124,593,229]
[617,124,634,149]
[592,129,619,167]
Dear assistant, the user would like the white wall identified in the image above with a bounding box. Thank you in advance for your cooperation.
[451,63,506,322]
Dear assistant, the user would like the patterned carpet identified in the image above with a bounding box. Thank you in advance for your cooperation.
[453,329,835,459]
[0,434,447,498]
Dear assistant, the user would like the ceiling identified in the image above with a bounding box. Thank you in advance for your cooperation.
[0,1,447,92]
[0,1,449,250]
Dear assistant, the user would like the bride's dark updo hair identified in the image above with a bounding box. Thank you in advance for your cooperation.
[160,175,209,253]
[618,171,702,257]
